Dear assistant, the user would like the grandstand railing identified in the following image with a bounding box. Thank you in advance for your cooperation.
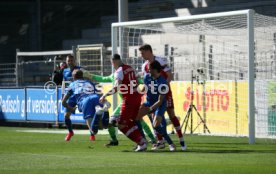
[0,63,16,87]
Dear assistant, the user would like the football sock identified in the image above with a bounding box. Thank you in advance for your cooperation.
[108,126,118,142]
[156,131,163,142]
[90,130,94,136]
[135,120,146,139]
[140,120,156,142]
[154,124,173,145]
[91,114,100,135]
[148,115,163,142]
[65,118,73,133]
[180,140,185,147]
[171,116,184,139]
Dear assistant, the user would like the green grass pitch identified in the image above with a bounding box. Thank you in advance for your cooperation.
[0,126,276,174]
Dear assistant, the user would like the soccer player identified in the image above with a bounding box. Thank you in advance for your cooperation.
[62,69,109,141]
[139,44,187,151]
[63,55,81,81]
[62,55,82,141]
[83,72,157,146]
[137,60,176,151]
[99,54,147,151]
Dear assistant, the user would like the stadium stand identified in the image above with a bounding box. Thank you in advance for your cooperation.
[0,0,276,86]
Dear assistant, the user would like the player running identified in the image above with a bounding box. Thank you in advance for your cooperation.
[99,54,147,152]
[139,44,187,151]
[137,60,176,151]
[62,69,109,141]
[83,72,157,146]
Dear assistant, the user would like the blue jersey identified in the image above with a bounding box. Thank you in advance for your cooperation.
[66,79,98,111]
[63,66,81,81]
[144,74,168,106]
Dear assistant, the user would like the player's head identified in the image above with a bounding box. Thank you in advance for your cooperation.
[72,69,83,80]
[66,55,75,69]
[149,60,162,77]
[139,44,153,60]
[111,53,122,69]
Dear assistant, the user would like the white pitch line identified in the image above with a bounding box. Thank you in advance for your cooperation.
[16,129,122,135]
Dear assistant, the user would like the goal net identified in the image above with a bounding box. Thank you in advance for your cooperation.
[16,50,73,86]
[111,10,276,143]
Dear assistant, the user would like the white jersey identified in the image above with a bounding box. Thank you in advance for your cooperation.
[142,56,171,76]
[114,66,124,81]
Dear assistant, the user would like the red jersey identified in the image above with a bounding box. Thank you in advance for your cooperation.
[114,64,139,98]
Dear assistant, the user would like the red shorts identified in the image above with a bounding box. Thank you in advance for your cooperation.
[119,92,142,126]
[166,86,174,109]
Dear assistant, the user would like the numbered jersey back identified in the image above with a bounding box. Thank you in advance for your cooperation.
[66,80,98,103]
[115,64,139,97]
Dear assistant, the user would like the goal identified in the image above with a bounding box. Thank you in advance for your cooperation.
[111,10,276,144]
[16,49,74,86]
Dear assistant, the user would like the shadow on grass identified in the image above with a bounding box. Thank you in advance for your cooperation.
[186,149,276,154]
[121,149,186,153]
[191,142,248,145]
[121,149,276,154]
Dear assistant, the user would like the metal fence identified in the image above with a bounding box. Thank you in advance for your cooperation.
[0,63,16,87]
[76,44,112,76]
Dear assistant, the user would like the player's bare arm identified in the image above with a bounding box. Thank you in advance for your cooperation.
[149,94,166,113]
[100,79,121,103]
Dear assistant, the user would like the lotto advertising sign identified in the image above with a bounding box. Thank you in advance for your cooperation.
[268,81,276,135]
[170,81,249,136]
[0,89,26,121]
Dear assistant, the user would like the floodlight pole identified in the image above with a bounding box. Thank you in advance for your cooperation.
[119,0,128,23]
[36,0,41,50]
[118,0,128,59]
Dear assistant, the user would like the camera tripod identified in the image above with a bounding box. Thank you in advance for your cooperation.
[181,70,210,134]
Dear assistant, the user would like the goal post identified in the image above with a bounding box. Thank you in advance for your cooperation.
[111,9,276,144]
[247,9,255,144]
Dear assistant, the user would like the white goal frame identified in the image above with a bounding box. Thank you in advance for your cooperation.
[111,9,255,144]
[16,49,74,87]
